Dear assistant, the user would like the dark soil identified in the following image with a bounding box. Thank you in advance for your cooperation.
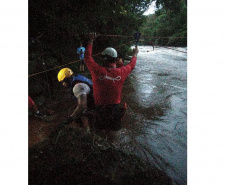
[29,125,173,185]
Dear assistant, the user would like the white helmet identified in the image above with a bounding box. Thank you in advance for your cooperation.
[102,47,117,58]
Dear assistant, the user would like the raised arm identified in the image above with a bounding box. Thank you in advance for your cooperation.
[122,45,139,77]
[84,33,100,72]
[76,48,80,54]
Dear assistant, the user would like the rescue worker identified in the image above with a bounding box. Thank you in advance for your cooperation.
[116,58,124,68]
[77,42,85,73]
[28,96,46,118]
[84,33,139,142]
[57,68,95,128]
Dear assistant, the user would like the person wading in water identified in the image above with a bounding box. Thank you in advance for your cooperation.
[84,33,139,142]
[58,68,95,130]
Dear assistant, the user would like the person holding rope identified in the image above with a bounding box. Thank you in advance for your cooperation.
[77,42,85,73]
[57,68,95,129]
[84,33,139,142]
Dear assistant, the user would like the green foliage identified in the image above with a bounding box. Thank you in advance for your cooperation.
[119,45,133,57]
[141,0,187,46]
[167,31,187,46]
[29,0,151,63]
[29,0,152,97]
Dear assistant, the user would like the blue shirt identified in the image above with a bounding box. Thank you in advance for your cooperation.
[72,74,93,86]
[77,47,85,60]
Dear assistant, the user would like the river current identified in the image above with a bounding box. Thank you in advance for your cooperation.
[120,45,187,185]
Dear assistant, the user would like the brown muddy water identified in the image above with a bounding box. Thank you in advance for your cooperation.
[29,45,187,185]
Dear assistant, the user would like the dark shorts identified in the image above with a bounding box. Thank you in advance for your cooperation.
[86,104,124,131]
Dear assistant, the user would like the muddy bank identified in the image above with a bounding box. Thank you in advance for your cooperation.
[29,126,172,185]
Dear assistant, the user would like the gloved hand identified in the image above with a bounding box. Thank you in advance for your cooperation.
[61,116,74,125]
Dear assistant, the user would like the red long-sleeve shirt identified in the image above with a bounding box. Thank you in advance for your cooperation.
[28,96,35,108]
[84,43,137,105]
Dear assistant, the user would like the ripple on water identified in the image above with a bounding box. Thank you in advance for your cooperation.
[125,46,187,184]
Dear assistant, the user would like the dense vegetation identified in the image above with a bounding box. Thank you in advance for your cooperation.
[29,0,151,98]
[141,0,187,46]
[29,0,187,99]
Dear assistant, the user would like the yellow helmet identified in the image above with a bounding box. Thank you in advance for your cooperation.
[57,68,73,82]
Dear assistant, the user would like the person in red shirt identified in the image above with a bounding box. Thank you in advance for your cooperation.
[84,33,139,142]
[28,96,46,118]
[116,58,124,68]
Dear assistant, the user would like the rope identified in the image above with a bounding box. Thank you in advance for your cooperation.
[28,39,134,77]
[98,34,134,38]
[28,53,101,77]
[153,36,187,39]
[97,34,187,39]
[28,33,187,77]
[33,31,186,39]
